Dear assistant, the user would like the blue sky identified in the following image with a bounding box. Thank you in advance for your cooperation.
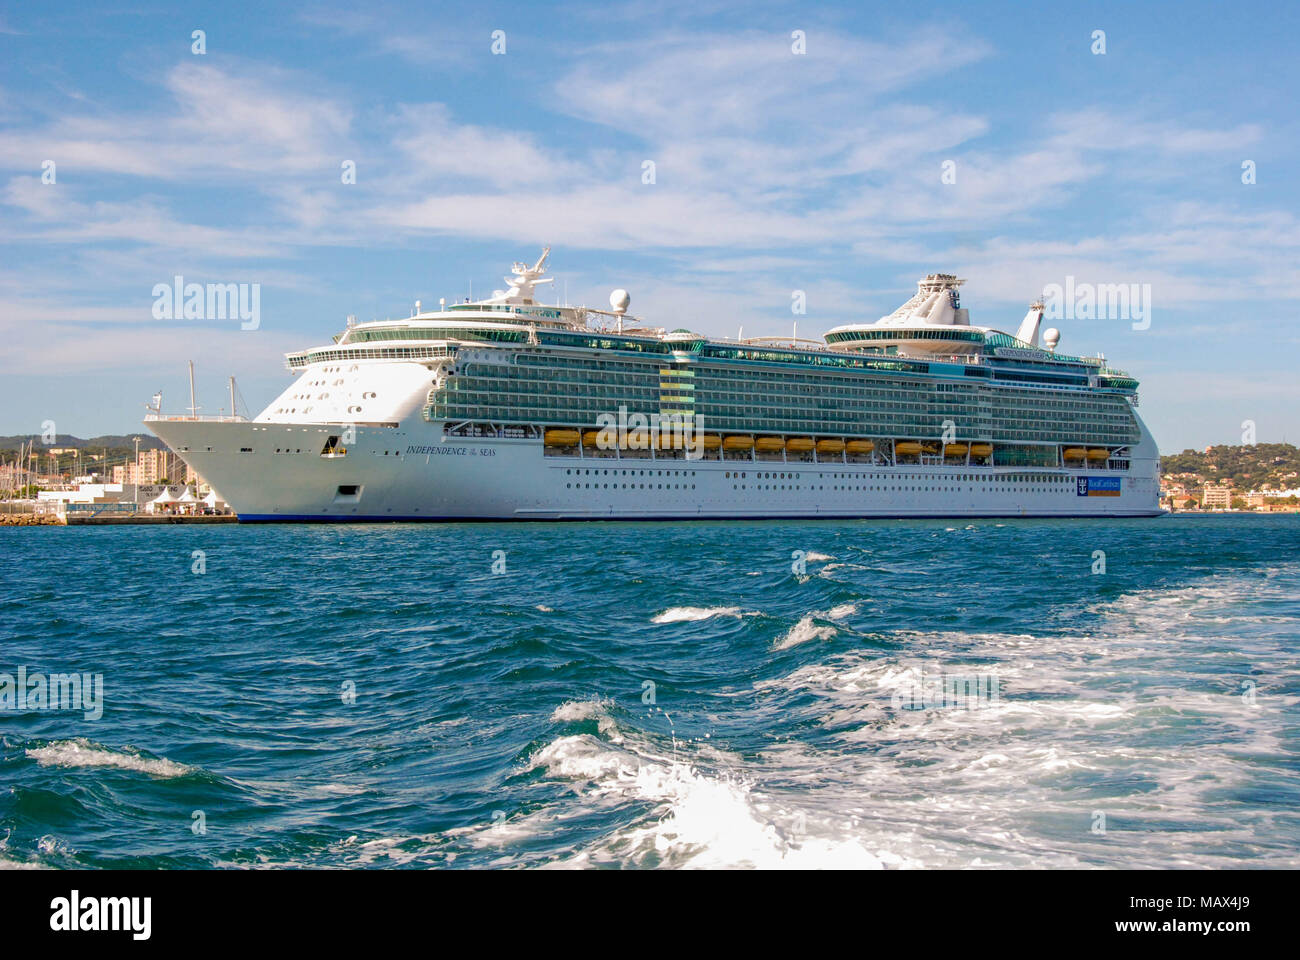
[1,0,1297,451]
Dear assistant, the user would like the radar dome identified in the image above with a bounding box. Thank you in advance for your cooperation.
[609,289,630,315]
[1043,327,1061,352]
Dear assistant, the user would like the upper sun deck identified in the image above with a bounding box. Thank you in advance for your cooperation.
[282,252,1136,390]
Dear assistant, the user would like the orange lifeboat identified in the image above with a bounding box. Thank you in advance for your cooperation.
[544,429,581,447]
[620,429,651,449]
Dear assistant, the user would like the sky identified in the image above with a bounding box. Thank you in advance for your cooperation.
[1,0,1297,452]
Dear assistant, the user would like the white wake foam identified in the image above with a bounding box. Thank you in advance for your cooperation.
[773,615,837,650]
[652,606,749,624]
[26,738,195,778]
[527,732,900,868]
[551,699,611,723]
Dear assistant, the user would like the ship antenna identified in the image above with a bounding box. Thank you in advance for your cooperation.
[188,360,199,418]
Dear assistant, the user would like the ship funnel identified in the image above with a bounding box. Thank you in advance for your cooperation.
[1016,300,1044,347]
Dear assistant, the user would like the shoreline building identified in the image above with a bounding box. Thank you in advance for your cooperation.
[112,449,198,486]
[1202,483,1233,509]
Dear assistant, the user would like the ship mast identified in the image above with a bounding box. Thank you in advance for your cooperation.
[188,361,200,418]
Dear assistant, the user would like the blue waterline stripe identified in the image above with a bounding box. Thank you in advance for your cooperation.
[238,511,1166,523]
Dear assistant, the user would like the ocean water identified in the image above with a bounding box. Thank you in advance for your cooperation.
[1,515,1297,869]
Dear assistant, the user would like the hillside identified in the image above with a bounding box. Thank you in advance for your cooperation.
[0,433,167,456]
[1160,442,1300,489]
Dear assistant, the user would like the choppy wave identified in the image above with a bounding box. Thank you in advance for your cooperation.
[773,615,837,650]
[652,605,751,624]
[26,738,196,779]
[1,517,1296,869]
[525,729,903,868]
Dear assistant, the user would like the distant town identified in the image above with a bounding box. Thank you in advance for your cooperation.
[0,432,227,524]
[1158,442,1300,513]
[1,434,195,489]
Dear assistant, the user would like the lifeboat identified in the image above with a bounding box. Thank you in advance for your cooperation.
[723,435,754,451]
[544,429,581,446]
[845,439,874,455]
[699,434,722,450]
[944,443,969,457]
[816,438,846,454]
[1087,448,1111,461]
[969,443,993,458]
[620,428,651,449]
[895,441,923,456]
[785,437,815,453]
[1063,447,1088,460]
[661,429,703,450]
[754,436,786,453]
[919,442,940,454]
[581,430,603,448]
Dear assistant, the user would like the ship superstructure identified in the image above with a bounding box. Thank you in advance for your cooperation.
[146,250,1162,520]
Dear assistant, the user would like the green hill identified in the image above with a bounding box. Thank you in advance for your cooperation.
[1161,443,1300,489]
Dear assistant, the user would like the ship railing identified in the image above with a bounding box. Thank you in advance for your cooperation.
[144,414,249,422]
[852,348,985,365]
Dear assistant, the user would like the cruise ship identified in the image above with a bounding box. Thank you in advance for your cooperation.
[145,250,1162,520]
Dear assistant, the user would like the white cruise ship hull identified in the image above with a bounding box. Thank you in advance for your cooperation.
[146,417,1164,521]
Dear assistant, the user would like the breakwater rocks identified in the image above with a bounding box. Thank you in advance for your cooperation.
[0,513,62,526]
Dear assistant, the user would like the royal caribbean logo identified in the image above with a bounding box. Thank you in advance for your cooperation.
[1077,477,1122,497]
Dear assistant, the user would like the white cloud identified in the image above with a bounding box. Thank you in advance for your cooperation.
[1046,109,1263,154]
[387,103,586,188]
[0,62,353,180]
[0,19,1294,417]
[368,183,829,250]
[0,176,290,257]
[295,8,472,66]
[0,294,304,377]
[559,29,992,138]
